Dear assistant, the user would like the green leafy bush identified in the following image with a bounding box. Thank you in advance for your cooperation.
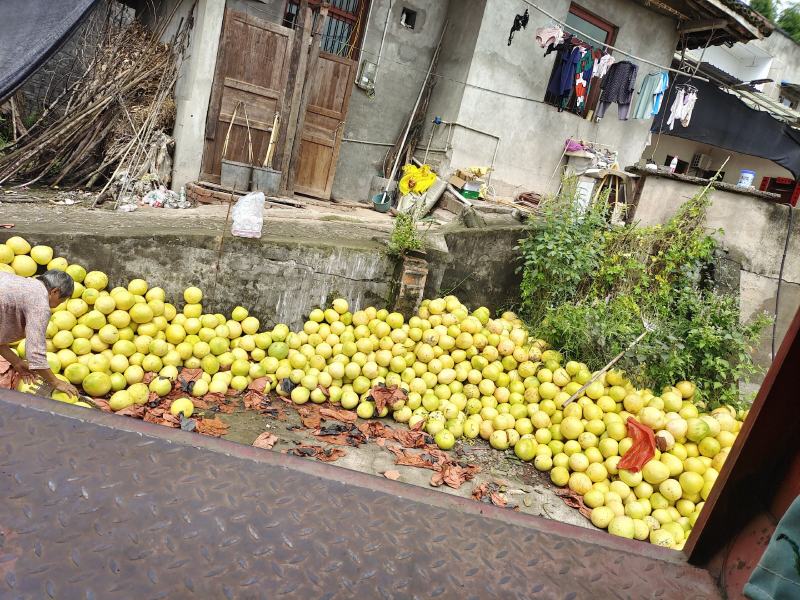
[387,212,425,257]
[517,177,770,409]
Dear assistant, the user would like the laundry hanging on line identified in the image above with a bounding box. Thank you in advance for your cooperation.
[574,47,594,110]
[632,71,670,120]
[535,25,564,48]
[666,85,698,130]
[596,61,639,121]
[583,52,615,120]
[508,9,529,46]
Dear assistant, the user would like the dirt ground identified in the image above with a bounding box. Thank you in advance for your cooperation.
[216,397,593,530]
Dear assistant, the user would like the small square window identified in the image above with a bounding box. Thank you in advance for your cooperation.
[401,8,417,30]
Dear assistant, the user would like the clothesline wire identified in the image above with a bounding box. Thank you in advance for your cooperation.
[520,0,705,79]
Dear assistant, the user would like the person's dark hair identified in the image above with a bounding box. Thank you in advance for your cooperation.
[38,270,75,299]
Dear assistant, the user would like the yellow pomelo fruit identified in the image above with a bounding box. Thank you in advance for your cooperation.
[11,255,37,277]
[30,245,53,265]
[6,236,31,255]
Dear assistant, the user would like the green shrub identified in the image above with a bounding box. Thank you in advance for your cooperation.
[517,177,770,409]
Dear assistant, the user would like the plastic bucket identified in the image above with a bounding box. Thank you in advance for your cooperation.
[220,159,252,191]
[372,192,391,213]
[250,166,281,194]
[737,169,756,188]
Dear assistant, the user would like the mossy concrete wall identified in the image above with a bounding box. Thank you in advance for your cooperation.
[1,220,524,328]
[425,225,523,312]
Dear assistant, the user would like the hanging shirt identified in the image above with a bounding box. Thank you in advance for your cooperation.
[535,26,564,48]
[574,48,595,110]
[632,71,670,119]
[593,54,615,79]
[599,61,639,106]
[546,44,581,105]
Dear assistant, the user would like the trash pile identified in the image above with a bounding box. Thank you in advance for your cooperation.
[1,235,746,549]
[0,11,188,203]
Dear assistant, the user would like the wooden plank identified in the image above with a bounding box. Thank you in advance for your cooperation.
[302,132,337,147]
[223,78,281,100]
[306,105,343,120]
[321,58,355,199]
[278,1,310,194]
[678,18,730,33]
[204,9,233,141]
[285,5,328,196]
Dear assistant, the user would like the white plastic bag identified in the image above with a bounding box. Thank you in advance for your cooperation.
[231,191,265,238]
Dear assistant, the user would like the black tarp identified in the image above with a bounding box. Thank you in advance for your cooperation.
[0,0,99,103]
[651,78,800,179]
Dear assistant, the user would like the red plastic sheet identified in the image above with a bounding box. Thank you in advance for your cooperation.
[617,416,656,473]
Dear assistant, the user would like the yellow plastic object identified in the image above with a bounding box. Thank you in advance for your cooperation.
[398,164,437,196]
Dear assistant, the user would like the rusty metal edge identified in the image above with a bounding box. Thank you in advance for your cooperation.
[0,388,699,568]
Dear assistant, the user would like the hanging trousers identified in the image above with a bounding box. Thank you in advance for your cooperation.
[596,100,632,120]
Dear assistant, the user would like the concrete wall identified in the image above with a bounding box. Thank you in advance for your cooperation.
[632,175,800,375]
[425,224,524,311]
[6,231,396,331]
[642,134,793,186]
[0,221,522,330]
[754,30,800,102]
[424,0,679,198]
[331,0,451,201]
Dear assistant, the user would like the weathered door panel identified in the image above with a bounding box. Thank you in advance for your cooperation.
[294,52,355,199]
[201,11,293,182]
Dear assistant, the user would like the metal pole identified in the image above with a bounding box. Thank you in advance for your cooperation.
[382,20,447,198]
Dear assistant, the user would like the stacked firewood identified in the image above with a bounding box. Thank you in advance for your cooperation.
[0,6,189,190]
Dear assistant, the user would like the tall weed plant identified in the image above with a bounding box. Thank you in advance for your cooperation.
[517,177,770,409]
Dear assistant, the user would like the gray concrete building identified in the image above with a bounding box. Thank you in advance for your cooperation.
[129,0,770,202]
[642,27,800,188]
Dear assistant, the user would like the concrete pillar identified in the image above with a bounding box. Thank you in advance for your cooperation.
[170,0,225,191]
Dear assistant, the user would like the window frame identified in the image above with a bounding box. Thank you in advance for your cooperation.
[565,3,618,51]
[283,0,371,58]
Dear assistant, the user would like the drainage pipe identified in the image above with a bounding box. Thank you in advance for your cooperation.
[437,120,500,187]
[375,0,393,83]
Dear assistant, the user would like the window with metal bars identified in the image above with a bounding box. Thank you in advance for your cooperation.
[283,0,368,58]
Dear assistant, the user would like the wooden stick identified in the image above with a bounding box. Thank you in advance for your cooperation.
[263,111,280,168]
[561,328,651,407]
[277,0,309,194]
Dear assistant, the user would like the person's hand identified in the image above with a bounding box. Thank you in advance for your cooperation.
[10,360,36,384]
[53,379,79,398]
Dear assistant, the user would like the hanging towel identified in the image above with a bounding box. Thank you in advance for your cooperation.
[574,48,594,110]
[633,72,670,119]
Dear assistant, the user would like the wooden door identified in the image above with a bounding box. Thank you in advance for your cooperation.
[293,52,356,199]
[201,11,294,182]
